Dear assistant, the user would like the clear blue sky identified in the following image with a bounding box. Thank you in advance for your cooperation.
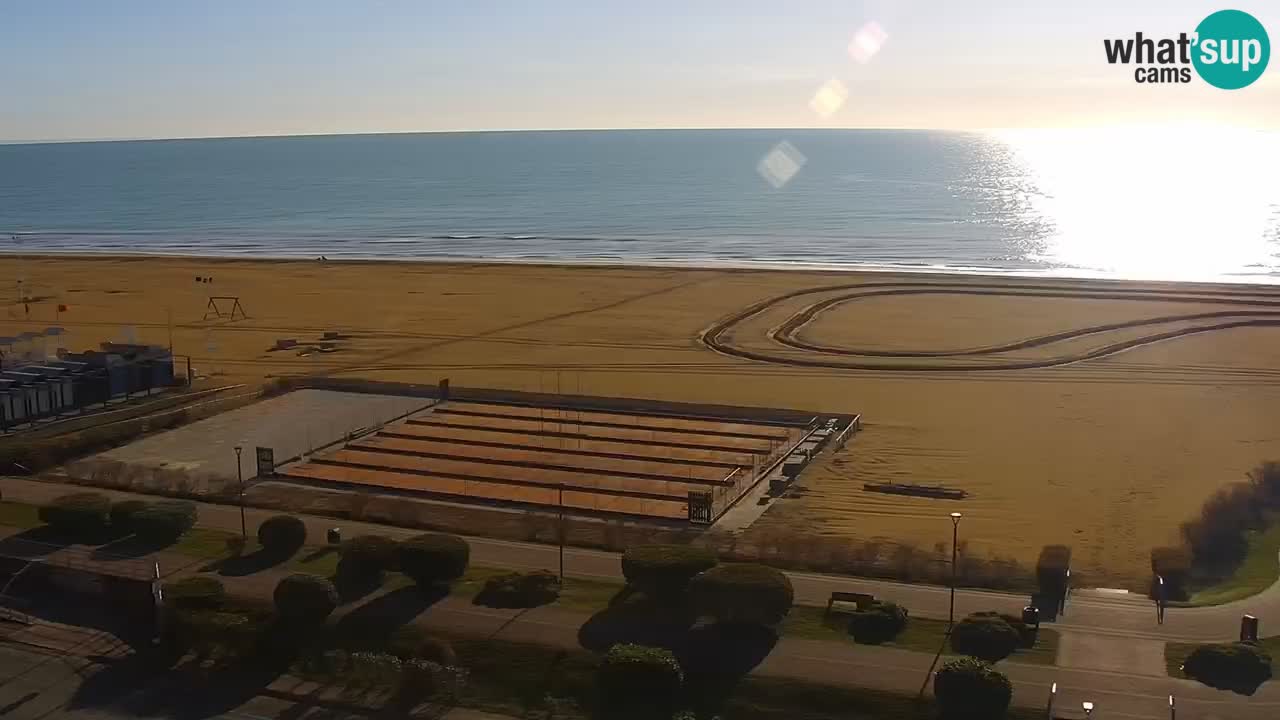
[2,0,1277,142]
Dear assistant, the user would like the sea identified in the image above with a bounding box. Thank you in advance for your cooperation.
[2,128,1278,282]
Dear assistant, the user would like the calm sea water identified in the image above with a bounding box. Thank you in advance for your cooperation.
[2,129,1278,281]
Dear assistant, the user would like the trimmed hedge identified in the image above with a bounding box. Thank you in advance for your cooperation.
[109,499,150,533]
[621,544,718,600]
[934,657,1012,719]
[1151,546,1192,601]
[949,614,1021,662]
[688,563,793,625]
[397,533,470,586]
[598,643,683,717]
[274,573,339,628]
[258,515,307,556]
[131,500,197,543]
[172,609,258,657]
[338,535,399,585]
[165,576,225,610]
[848,601,908,645]
[38,492,111,535]
[475,570,560,608]
[1182,642,1273,696]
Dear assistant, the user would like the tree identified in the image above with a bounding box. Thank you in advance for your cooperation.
[949,614,1021,662]
[337,534,399,587]
[934,657,1012,719]
[688,563,793,625]
[848,601,908,644]
[131,500,197,543]
[258,515,307,557]
[38,492,110,536]
[274,573,339,628]
[397,533,470,587]
[598,644,683,719]
[109,499,150,533]
[1182,642,1273,695]
[621,544,718,601]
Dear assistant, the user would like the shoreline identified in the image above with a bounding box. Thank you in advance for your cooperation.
[2,249,1278,289]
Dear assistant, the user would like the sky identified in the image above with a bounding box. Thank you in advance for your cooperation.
[2,0,1278,142]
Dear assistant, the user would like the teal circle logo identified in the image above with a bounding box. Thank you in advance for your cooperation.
[1192,10,1270,89]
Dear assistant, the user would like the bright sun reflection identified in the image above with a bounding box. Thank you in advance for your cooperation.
[992,125,1280,281]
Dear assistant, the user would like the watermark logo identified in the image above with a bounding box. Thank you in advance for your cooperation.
[1103,9,1270,88]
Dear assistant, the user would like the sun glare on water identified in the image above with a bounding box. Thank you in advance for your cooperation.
[992,125,1280,281]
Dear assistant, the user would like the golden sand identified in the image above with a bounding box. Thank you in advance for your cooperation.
[6,254,1280,585]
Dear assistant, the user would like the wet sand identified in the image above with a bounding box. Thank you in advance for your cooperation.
[5,254,1280,586]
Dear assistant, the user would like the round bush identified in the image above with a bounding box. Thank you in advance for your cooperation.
[688,563,793,625]
[164,576,225,610]
[1182,642,1273,695]
[274,573,339,628]
[598,643,683,717]
[38,492,111,535]
[621,544,718,601]
[848,601,908,645]
[109,499,150,533]
[475,570,560,608]
[258,515,307,556]
[934,657,1012,719]
[950,615,1021,663]
[338,534,399,586]
[397,533,470,586]
[131,500,197,543]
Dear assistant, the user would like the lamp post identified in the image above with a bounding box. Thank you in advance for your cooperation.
[558,483,565,582]
[949,512,963,627]
[234,446,245,539]
[1082,701,1095,718]
[1047,682,1057,719]
[1169,694,1175,720]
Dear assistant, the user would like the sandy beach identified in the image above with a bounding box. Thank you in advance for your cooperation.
[5,254,1280,586]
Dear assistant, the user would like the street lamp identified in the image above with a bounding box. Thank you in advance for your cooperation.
[1047,682,1057,719]
[1169,694,1175,720]
[948,512,962,627]
[1082,701,1095,718]
[234,446,246,538]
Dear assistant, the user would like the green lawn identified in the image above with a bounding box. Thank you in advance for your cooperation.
[1165,636,1280,677]
[783,606,1059,666]
[0,501,42,530]
[1184,522,1280,606]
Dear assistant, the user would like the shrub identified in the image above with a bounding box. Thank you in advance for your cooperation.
[164,576,225,610]
[131,500,197,543]
[388,628,457,665]
[475,570,560,608]
[338,534,399,586]
[969,611,1034,648]
[350,651,403,687]
[109,499,150,533]
[598,644,683,718]
[688,563,793,625]
[1182,642,1273,695]
[274,574,339,628]
[397,533,470,586]
[847,601,908,645]
[258,515,307,556]
[1150,546,1192,600]
[399,658,445,701]
[934,657,1012,719]
[621,544,718,601]
[38,492,110,535]
[1181,482,1264,573]
[950,614,1021,662]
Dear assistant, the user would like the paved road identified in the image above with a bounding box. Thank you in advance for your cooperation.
[6,476,1280,718]
[7,477,1274,643]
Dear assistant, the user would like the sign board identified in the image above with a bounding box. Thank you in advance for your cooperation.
[255,446,275,477]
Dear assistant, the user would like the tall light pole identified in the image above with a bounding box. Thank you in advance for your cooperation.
[1169,694,1175,720]
[949,511,963,628]
[234,446,246,539]
[558,483,565,582]
[1082,701,1095,719]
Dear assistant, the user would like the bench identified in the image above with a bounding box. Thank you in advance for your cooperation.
[826,591,875,615]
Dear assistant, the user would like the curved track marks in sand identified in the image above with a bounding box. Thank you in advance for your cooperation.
[702,281,1280,372]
